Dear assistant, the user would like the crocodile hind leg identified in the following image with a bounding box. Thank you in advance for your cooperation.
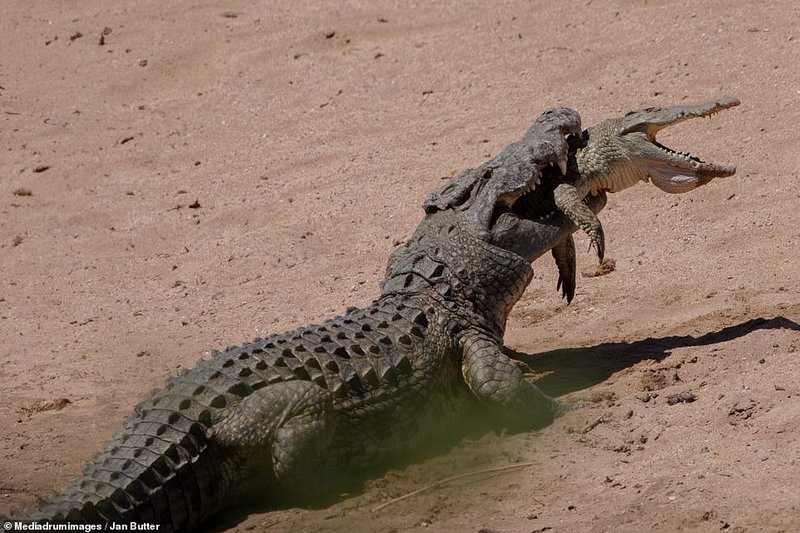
[551,234,576,303]
[553,182,605,262]
[460,331,568,429]
[212,381,336,497]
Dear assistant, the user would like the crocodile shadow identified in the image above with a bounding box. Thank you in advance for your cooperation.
[508,316,800,397]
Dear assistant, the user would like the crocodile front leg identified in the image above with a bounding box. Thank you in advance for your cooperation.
[553,182,605,262]
[460,331,566,429]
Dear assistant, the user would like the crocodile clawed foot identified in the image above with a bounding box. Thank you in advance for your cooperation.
[588,227,605,263]
[529,398,579,429]
[591,240,604,263]
[552,399,585,419]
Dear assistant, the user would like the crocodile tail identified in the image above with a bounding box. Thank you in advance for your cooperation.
[28,395,226,531]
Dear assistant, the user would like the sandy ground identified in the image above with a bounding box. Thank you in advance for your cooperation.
[2,1,800,531]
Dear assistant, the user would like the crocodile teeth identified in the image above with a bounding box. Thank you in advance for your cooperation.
[536,210,556,221]
[557,158,568,176]
[521,177,538,195]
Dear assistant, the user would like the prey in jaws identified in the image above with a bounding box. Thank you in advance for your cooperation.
[550,96,740,302]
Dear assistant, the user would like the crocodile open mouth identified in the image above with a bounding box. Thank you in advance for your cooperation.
[632,132,737,194]
[627,96,740,192]
[506,165,605,224]
[579,96,742,195]
[649,138,736,177]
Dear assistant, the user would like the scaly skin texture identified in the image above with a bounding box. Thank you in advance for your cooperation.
[552,97,740,280]
[17,108,601,532]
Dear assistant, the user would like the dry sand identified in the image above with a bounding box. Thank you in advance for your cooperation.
[2,1,799,531]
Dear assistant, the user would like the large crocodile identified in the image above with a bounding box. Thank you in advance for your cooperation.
[14,101,736,531]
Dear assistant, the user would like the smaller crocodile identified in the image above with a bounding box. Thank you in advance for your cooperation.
[552,96,740,266]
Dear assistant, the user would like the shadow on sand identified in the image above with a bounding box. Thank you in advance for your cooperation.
[507,316,800,398]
